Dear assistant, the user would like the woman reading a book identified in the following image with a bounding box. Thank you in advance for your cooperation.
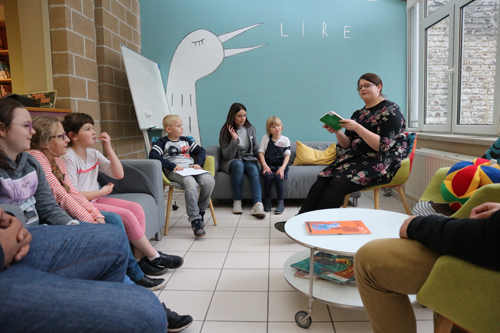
[275,73,408,232]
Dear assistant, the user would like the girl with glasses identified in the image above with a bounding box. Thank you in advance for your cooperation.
[275,73,408,232]
[0,99,79,226]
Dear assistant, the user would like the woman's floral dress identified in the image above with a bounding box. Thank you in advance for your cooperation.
[319,100,408,187]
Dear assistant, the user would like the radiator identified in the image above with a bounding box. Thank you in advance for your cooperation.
[405,148,476,203]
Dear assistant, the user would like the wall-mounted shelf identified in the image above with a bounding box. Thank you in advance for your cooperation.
[25,107,70,113]
[26,107,71,118]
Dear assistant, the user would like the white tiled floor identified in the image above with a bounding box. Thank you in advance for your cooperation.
[150,191,433,333]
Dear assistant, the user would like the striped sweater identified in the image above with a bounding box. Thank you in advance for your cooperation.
[28,150,103,223]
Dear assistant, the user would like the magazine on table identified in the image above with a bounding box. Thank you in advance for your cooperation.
[290,251,356,285]
[305,220,371,235]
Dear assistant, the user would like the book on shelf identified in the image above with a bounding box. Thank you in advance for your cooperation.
[22,91,57,108]
[291,251,355,285]
[305,220,371,235]
[294,269,329,281]
[0,84,12,97]
[0,61,10,79]
[319,111,344,131]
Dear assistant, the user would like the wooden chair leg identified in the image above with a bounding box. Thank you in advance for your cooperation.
[435,316,454,333]
[373,188,380,209]
[343,194,350,208]
[164,186,174,236]
[209,199,217,226]
[396,187,412,215]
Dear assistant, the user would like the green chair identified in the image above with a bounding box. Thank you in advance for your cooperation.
[417,255,500,333]
[419,167,500,219]
[343,132,417,214]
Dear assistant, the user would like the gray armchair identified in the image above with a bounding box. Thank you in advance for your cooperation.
[98,159,165,241]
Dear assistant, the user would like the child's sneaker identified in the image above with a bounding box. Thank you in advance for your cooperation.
[162,303,193,332]
[191,219,206,238]
[233,200,243,214]
[135,275,166,291]
[138,257,169,276]
[150,252,184,269]
[250,202,266,218]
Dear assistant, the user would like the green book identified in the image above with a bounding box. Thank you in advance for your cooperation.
[319,111,344,131]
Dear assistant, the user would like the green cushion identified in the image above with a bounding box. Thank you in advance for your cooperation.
[417,256,500,333]
[419,167,450,203]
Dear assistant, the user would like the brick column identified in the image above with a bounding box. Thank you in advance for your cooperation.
[94,0,144,159]
[48,0,144,158]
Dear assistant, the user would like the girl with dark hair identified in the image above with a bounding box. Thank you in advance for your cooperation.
[0,99,78,226]
[219,102,266,218]
[275,73,408,232]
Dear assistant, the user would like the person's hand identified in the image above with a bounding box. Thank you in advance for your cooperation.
[15,226,31,262]
[103,183,114,195]
[470,202,500,219]
[0,208,31,268]
[174,165,184,171]
[99,132,112,148]
[323,124,339,134]
[262,165,272,174]
[95,217,106,224]
[227,125,238,141]
[399,215,417,239]
[190,164,202,170]
[339,119,359,131]
[277,167,285,179]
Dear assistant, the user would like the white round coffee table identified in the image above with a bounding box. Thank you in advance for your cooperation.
[282,208,416,327]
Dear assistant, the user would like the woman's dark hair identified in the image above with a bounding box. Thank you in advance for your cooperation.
[357,73,386,98]
[0,99,26,169]
[62,112,95,147]
[219,102,251,142]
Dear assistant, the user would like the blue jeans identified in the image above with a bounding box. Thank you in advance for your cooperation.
[262,172,285,200]
[229,160,262,203]
[0,224,167,332]
[100,211,145,282]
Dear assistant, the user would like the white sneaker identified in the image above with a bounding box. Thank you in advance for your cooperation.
[233,200,243,214]
[250,202,266,219]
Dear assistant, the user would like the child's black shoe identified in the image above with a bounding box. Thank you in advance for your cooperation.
[163,303,193,332]
[191,219,206,238]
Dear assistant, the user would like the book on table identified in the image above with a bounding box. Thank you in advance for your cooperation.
[319,111,344,130]
[305,220,371,235]
[291,251,355,285]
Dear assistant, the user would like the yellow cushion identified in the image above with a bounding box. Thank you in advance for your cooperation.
[292,141,337,166]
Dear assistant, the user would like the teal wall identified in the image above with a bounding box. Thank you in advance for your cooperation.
[140,0,407,147]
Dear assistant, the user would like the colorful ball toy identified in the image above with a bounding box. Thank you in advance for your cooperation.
[441,158,500,212]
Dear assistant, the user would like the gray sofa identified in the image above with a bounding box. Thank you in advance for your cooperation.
[206,141,360,205]
[98,159,164,241]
